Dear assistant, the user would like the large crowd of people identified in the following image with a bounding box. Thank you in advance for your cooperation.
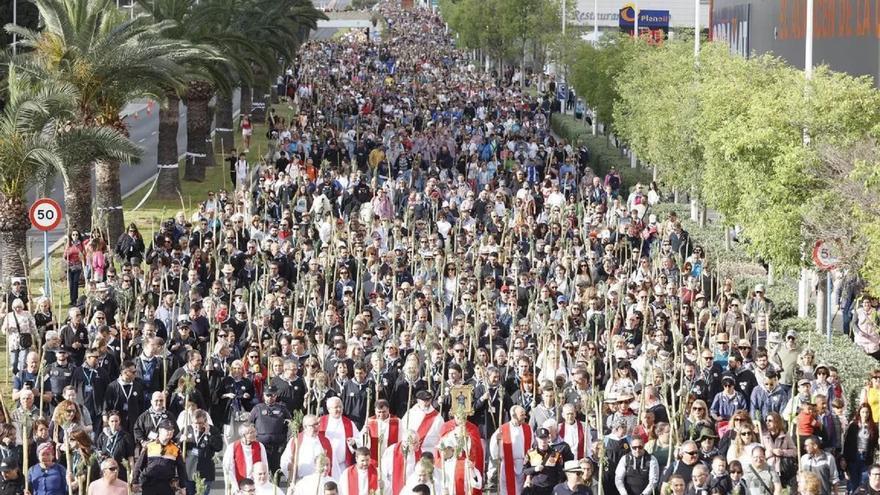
[2,2,880,495]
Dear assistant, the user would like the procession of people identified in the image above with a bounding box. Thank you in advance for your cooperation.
[1,1,880,495]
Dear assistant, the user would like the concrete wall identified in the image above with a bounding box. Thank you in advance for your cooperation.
[712,0,879,83]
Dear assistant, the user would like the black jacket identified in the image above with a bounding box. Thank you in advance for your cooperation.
[178,425,223,481]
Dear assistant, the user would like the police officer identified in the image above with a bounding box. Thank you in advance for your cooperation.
[133,420,186,495]
[178,409,222,495]
[523,427,565,495]
[614,436,660,495]
[46,349,75,406]
[248,386,290,474]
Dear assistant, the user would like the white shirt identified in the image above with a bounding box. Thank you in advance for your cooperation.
[280,435,326,481]
[322,416,351,476]
[400,406,443,452]
[221,441,268,489]
[291,474,335,495]
[339,467,373,495]
[489,422,529,495]
[253,481,280,495]
[441,458,483,495]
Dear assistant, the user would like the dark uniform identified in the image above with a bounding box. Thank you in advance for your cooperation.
[133,422,187,495]
[96,428,136,481]
[133,408,174,446]
[178,424,223,495]
[70,363,108,433]
[342,378,374,429]
[270,375,306,414]
[46,359,75,405]
[135,354,169,406]
[249,392,290,473]
[104,378,147,431]
[524,443,565,494]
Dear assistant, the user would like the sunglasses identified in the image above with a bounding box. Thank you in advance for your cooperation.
[106,467,118,472]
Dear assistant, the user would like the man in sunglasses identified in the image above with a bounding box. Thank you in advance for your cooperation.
[87,458,128,495]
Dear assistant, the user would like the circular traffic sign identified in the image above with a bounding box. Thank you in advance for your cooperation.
[812,240,839,271]
[29,198,63,232]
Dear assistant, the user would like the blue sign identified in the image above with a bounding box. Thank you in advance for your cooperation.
[557,83,569,102]
[618,6,670,28]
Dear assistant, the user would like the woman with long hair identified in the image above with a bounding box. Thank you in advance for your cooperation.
[843,403,879,492]
[64,429,100,493]
[726,426,760,469]
[64,229,85,306]
[760,412,797,487]
[49,400,86,446]
[858,370,880,422]
[684,399,714,441]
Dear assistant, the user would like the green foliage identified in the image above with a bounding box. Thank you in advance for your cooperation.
[550,112,651,191]
[614,39,704,196]
[568,34,644,132]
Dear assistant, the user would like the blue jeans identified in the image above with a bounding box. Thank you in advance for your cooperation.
[847,452,869,493]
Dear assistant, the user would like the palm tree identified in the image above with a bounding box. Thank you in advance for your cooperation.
[176,0,324,181]
[0,70,123,284]
[8,0,213,241]
[0,73,70,283]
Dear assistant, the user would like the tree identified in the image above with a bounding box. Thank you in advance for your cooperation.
[569,34,643,133]
[9,0,207,241]
[0,72,74,282]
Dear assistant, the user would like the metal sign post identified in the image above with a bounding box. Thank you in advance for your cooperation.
[29,198,63,298]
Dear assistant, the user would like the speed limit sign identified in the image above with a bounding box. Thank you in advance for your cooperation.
[29,198,63,232]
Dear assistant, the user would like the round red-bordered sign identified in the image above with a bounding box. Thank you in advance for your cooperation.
[29,198,63,232]
[812,240,839,271]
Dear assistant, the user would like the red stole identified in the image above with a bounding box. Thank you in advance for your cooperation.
[292,433,334,476]
[454,458,476,495]
[367,416,400,460]
[319,415,356,465]
[233,440,261,482]
[500,422,532,495]
[438,420,485,473]
[345,465,378,495]
[559,421,585,458]
[416,410,439,440]
[391,442,422,494]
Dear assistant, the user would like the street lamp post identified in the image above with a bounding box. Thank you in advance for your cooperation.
[12,0,17,56]
[694,0,700,57]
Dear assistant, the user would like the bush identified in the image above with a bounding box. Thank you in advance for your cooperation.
[550,113,652,191]
[789,323,878,407]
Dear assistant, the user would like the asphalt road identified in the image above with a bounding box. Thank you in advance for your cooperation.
[25,0,355,260]
[24,90,240,264]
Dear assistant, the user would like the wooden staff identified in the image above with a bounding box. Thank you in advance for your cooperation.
[23,422,29,493]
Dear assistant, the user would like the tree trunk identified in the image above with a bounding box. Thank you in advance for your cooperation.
[0,193,30,284]
[95,158,124,244]
[205,103,216,167]
[240,85,253,118]
[251,86,267,123]
[215,92,235,158]
[184,81,213,182]
[65,162,92,233]
[157,92,181,199]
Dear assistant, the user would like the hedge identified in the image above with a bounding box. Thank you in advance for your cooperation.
[550,113,651,191]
